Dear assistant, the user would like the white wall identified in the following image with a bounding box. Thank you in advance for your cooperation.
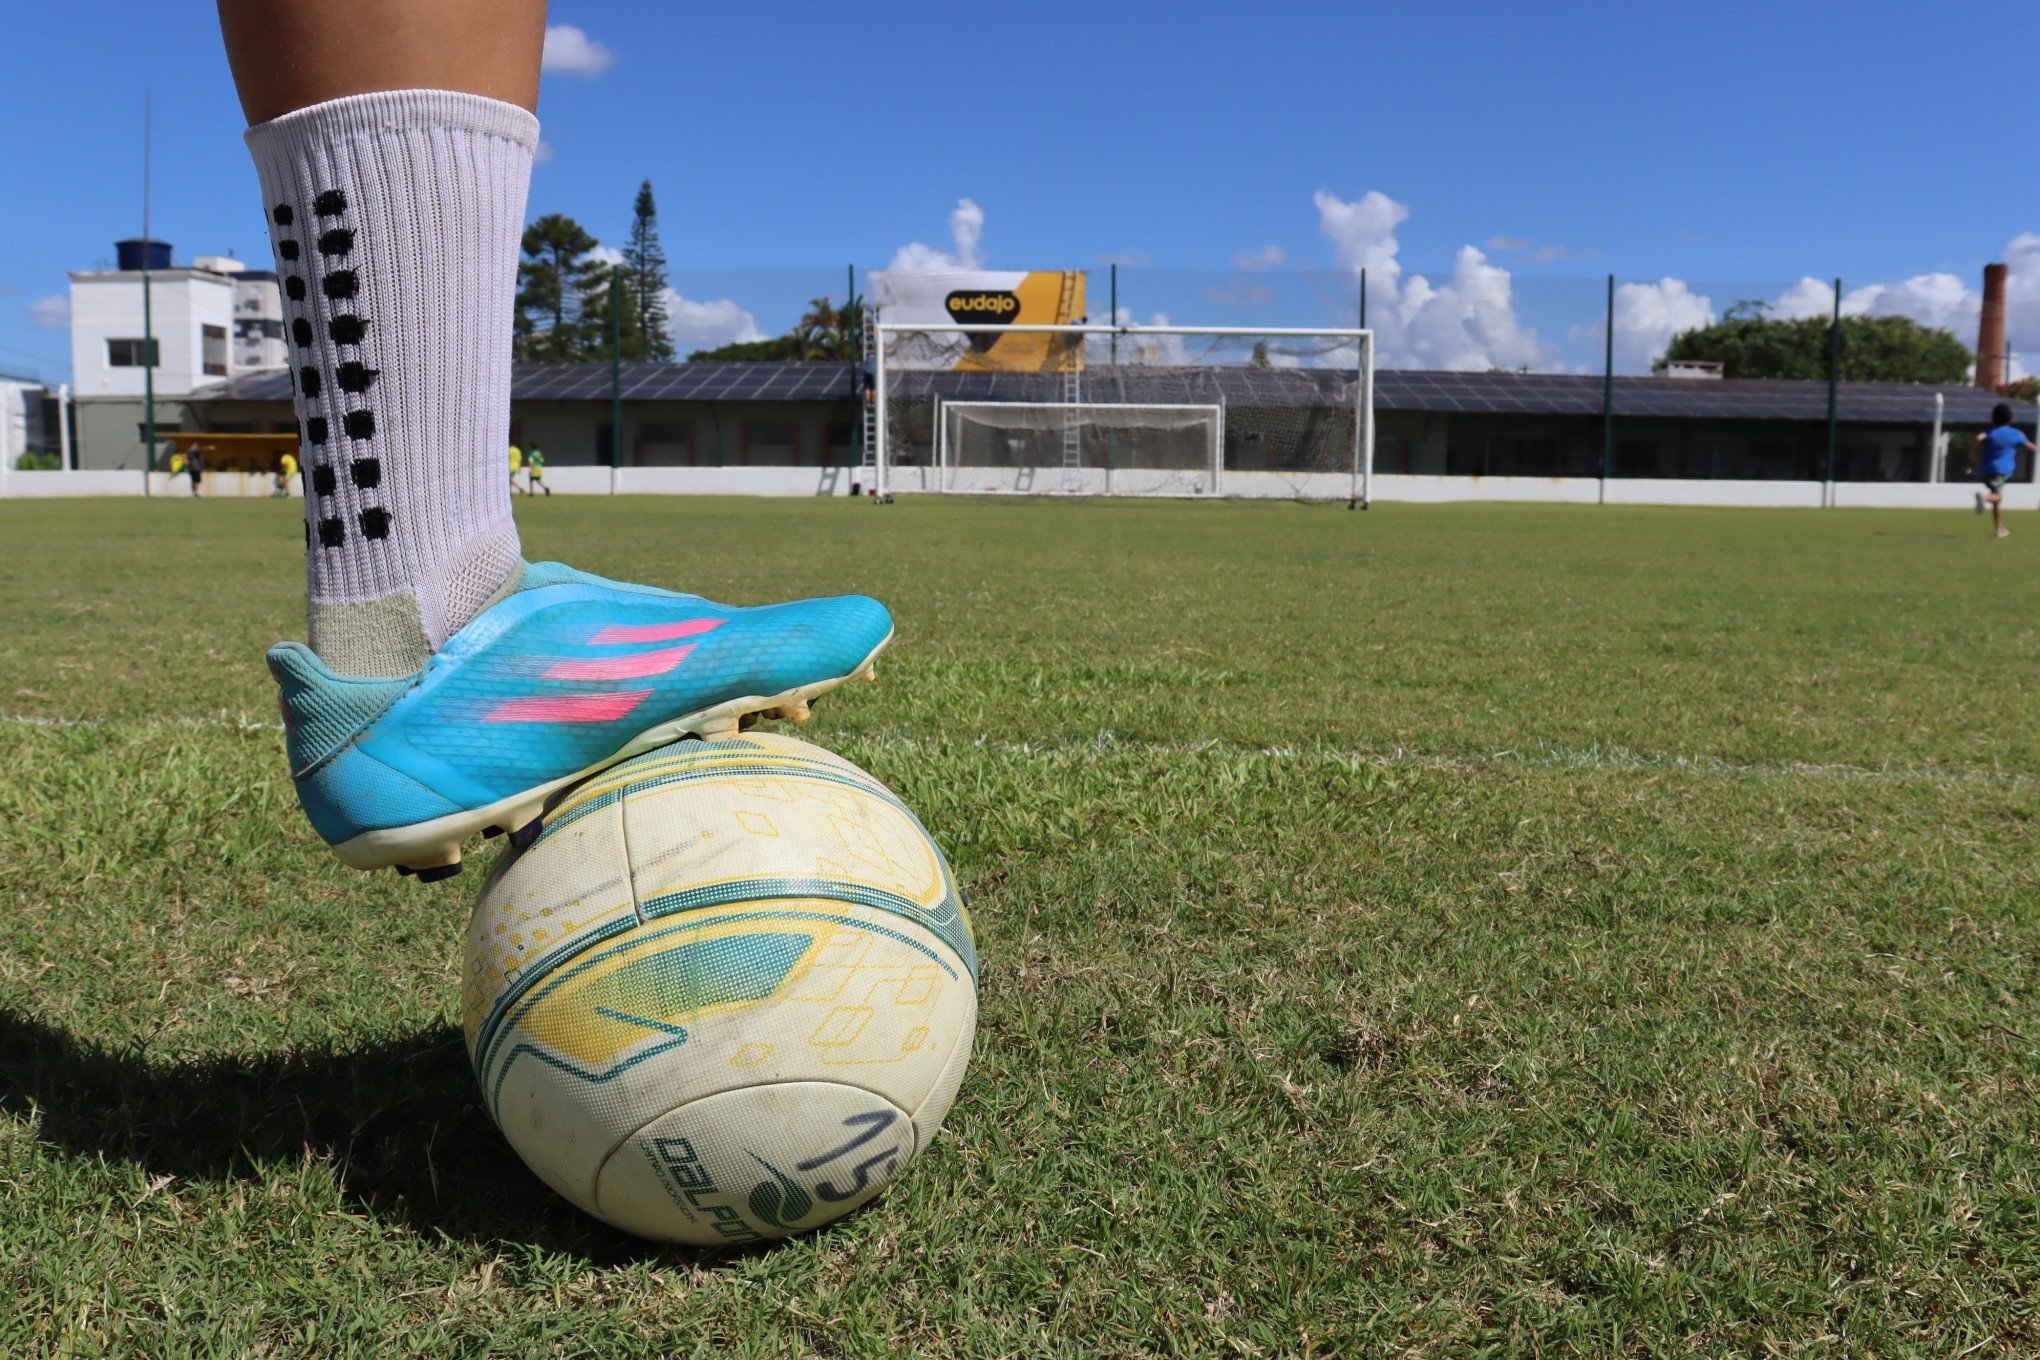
[69,271,236,398]
[1,470,146,497]
[8,463,2035,510]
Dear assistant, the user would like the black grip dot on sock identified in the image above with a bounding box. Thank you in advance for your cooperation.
[279,240,300,262]
[313,189,347,216]
[291,318,313,347]
[306,417,328,446]
[299,366,321,399]
[329,315,369,345]
[311,464,337,496]
[350,457,381,489]
[321,271,359,301]
[343,410,376,440]
[318,516,346,548]
[358,507,391,540]
[303,520,310,547]
[284,276,306,302]
[272,204,294,225]
[317,228,355,257]
[336,362,380,394]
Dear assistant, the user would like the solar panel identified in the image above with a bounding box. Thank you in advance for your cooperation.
[190,361,2033,427]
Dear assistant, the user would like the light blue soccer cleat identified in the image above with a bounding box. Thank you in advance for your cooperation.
[269,562,892,880]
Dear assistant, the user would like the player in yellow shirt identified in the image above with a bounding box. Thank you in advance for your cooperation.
[508,442,524,492]
[276,450,300,497]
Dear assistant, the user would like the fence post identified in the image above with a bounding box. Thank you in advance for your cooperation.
[1824,277,1841,506]
[1600,274,1614,505]
[610,270,624,494]
[1929,392,1944,484]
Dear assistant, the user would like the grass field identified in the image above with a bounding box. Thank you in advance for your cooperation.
[0,495,2035,1358]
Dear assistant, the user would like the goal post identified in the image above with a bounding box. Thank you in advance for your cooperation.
[875,322,1375,503]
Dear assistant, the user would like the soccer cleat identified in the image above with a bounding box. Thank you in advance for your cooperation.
[269,561,892,875]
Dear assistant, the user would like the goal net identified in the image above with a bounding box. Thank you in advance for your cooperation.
[874,323,1374,501]
[939,403,1221,496]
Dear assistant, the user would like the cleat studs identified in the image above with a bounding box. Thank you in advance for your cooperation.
[481,825,504,840]
[738,712,760,732]
[508,819,543,851]
[394,865,416,877]
[415,862,464,883]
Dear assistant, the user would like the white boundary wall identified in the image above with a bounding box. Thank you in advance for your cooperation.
[3,465,2029,509]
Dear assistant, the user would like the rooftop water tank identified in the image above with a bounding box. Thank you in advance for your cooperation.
[115,238,173,271]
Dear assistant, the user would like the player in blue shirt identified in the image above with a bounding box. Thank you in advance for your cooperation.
[1972,402,2036,540]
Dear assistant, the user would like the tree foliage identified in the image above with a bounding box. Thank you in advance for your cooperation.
[689,295,863,362]
[1657,306,1972,384]
[623,182,674,361]
[515,214,607,361]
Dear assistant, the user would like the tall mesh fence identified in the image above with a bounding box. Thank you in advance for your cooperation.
[877,327,1367,496]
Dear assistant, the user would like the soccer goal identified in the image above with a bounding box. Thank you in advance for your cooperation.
[873,322,1375,502]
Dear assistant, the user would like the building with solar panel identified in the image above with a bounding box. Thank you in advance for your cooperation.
[149,360,2032,497]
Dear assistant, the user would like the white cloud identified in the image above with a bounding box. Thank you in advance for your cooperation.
[886,198,986,272]
[542,25,615,77]
[26,294,69,329]
[660,288,764,351]
[1098,249,1150,267]
[1486,236,1536,253]
[1611,278,1715,372]
[1770,277,1841,321]
[589,245,625,268]
[1231,245,1288,272]
[1314,191,1557,371]
[1314,189,1409,277]
[1389,245,1555,372]
[534,139,556,166]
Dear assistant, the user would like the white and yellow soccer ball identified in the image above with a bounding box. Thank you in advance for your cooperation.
[461,732,977,1246]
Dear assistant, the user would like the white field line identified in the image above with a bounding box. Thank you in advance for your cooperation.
[1,712,2029,791]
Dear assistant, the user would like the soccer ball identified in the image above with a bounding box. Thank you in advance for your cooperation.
[461,732,977,1246]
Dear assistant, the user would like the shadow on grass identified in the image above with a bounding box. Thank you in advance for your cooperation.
[0,1008,722,1263]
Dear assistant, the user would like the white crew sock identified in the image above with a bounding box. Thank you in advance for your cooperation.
[246,90,537,678]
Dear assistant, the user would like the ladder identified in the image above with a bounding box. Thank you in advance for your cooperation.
[859,305,880,495]
[1057,271,1083,491]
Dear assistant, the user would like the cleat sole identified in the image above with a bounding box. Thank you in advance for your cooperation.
[325,627,892,874]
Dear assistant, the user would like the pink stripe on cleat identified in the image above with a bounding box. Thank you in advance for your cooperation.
[484,691,652,724]
[543,643,698,680]
[589,618,725,645]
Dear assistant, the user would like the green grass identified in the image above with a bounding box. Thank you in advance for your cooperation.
[0,496,2034,1358]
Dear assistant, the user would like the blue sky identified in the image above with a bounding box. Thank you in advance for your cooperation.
[2,0,2034,382]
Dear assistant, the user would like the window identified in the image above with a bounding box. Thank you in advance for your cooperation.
[107,338,159,368]
[826,421,856,466]
[202,324,228,376]
[742,421,797,465]
[639,421,694,466]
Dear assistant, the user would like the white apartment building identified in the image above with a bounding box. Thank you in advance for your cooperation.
[67,242,287,469]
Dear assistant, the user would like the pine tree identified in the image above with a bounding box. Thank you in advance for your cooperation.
[515,214,605,361]
[624,181,674,361]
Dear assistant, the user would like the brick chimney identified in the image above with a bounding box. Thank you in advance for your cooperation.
[1976,262,2009,392]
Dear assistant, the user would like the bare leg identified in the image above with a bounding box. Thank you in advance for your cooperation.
[218,0,545,122]
[1990,491,2005,535]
